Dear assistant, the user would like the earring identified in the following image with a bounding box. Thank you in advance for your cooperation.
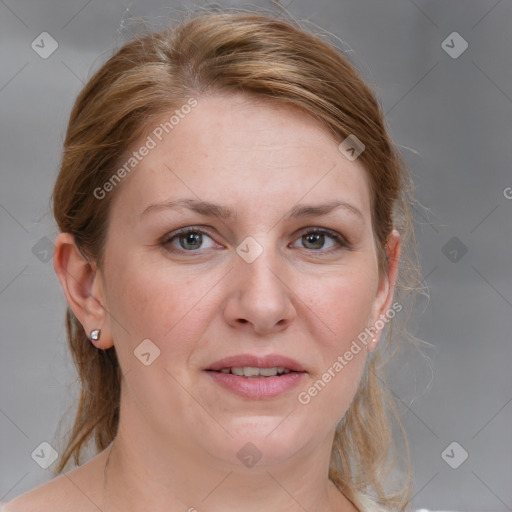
[90,329,101,342]
[372,337,377,343]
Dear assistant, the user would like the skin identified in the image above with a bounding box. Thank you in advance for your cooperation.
[6,92,400,512]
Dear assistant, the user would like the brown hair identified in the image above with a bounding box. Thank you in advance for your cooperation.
[51,6,427,511]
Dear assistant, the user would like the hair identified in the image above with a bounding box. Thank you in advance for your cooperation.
[50,6,429,511]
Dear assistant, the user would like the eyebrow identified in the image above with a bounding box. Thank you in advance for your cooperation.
[139,198,364,223]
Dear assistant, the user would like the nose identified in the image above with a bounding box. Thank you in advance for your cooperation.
[222,238,297,336]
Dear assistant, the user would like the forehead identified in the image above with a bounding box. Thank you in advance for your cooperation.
[109,93,372,224]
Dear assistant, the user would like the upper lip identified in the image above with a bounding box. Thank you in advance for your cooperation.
[205,354,306,372]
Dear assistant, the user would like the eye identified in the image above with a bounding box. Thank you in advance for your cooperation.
[291,228,347,252]
[161,226,349,255]
[162,227,218,252]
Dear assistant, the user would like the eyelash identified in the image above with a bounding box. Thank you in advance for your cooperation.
[161,226,350,254]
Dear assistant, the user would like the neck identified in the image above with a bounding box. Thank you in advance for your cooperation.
[101,432,355,512]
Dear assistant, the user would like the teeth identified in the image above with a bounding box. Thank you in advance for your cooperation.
[243,367,262,377]
[259,367,279,376]
[220,366,292,377]
[231,367,245,376]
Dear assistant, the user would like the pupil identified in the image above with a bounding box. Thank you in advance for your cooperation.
[305,233,323,249]
[181,232,201,250]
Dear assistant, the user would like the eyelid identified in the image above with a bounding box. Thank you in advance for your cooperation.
[161,226,218,246]
[293,227,350,251]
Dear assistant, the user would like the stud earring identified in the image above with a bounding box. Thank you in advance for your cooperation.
[90,329,101,342]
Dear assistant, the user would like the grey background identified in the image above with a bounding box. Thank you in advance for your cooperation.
[1,1,511,511]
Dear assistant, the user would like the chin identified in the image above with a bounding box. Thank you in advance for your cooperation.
[201,417,315,468]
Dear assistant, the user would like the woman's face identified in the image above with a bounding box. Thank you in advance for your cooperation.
[96,92,398,469]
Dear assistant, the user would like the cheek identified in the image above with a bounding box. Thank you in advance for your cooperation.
[299,264,377,413]
[309,265,379,354]
[103,251,216,358]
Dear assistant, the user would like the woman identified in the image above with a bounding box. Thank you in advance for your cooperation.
[3,7,423,512]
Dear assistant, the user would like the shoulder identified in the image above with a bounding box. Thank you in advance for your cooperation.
[1,449,108,512]
[0,474,88,512]
[0,477,62,512]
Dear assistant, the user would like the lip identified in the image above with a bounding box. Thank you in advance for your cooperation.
[205,354,306,373]
[204,354,307,400]
[206,371,306,399]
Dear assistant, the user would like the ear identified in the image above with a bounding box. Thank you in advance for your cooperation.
[53,232,113,349]
[367,229,401,352]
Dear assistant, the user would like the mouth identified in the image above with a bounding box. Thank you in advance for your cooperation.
[204,354,307,399]
[207,366,296,378]
[205,354,306,374]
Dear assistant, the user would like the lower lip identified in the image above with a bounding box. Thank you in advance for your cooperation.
[205,370,306,399]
